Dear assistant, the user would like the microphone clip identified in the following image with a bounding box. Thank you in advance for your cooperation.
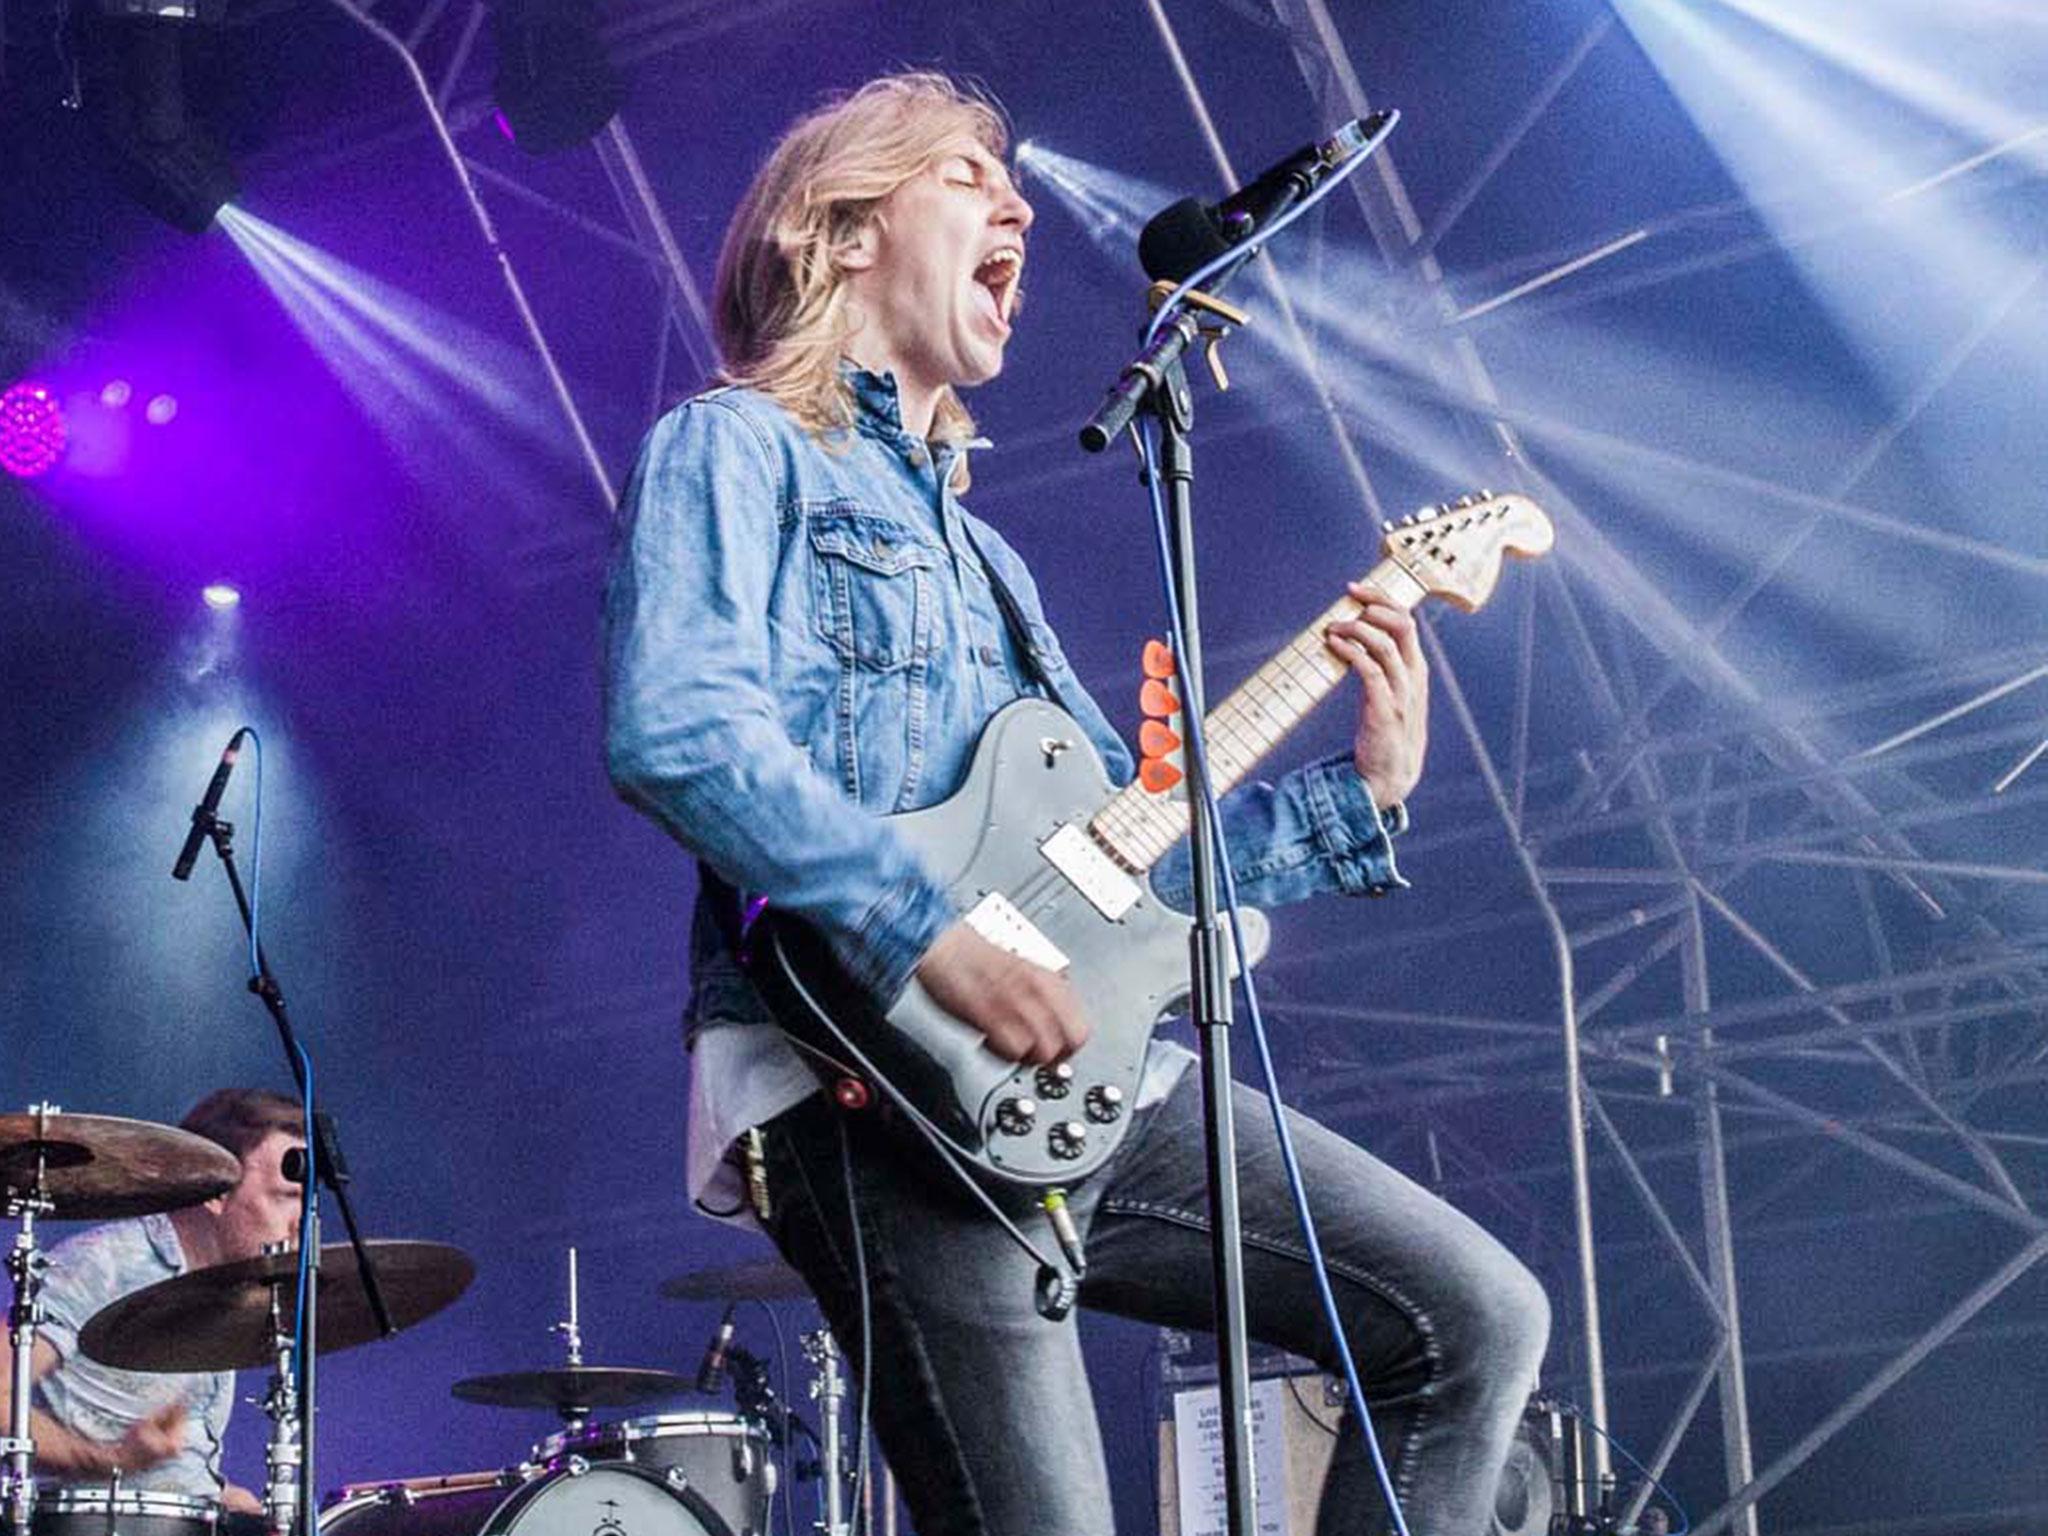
[1146,280,1249,394]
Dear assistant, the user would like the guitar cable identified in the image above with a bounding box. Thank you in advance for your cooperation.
[767,952,1087,1319]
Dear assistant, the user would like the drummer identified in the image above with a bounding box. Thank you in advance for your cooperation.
[0,1088,304,1514]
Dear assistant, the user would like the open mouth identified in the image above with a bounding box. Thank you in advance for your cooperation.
[972,247,1024,328]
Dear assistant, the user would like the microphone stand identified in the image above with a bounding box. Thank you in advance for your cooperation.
[1078,317,1253,1536]
[187,799,392,1536]
[1076,176,1326,1536]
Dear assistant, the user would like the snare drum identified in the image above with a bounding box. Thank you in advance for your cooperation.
[534,1414,775,1536]
[321,1463,726,1536]
[34,1488,221,1536]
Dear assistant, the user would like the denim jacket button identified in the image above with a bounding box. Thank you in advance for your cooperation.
[978,645,1002,666]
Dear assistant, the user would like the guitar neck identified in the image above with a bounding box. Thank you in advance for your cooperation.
[1089,554,1427,873]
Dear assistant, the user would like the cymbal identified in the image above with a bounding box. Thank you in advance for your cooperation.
[658,1257,810,1303]
[80,1240,475,1373]
[0,1110,240,1221]
[450,1366,691,1412]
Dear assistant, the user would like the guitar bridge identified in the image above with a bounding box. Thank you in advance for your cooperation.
[964,892,1070,974]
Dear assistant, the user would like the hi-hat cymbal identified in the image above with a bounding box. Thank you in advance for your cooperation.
[80,1240,475,1373]
[450,1366,691,1412]
[658,1257,810,1303]
[0,1110,240,1221]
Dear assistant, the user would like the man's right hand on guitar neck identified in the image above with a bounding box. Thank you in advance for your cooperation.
[916,923,1091,1066]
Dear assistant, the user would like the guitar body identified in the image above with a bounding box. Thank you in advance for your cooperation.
[743,490,1556,1188]
[746,696,1268,1185]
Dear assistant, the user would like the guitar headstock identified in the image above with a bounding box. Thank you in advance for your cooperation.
[1380,490,1554,613]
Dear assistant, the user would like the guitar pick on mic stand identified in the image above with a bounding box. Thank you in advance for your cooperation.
[174,734,393,1536]
[1077,110,1394,1536]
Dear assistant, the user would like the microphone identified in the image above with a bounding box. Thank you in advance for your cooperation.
[694,1303,738,1395]
[1137,111,1391,284]
[172,728,248,881]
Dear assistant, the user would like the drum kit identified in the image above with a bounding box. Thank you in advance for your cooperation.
[4,1109,881,1536]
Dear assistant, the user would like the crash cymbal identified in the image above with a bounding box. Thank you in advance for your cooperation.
[0,1109,240,1221]
[658,1257,810,1303]
[79,1240,475,1373]
[450,1366,691,1412]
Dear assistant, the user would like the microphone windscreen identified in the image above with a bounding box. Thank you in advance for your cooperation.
[1138,197,1234,283]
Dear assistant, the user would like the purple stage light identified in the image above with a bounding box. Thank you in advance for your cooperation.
[202,582,241,610]
[145,393,180,426]
[101,380,134,408]
[1,382,68,479]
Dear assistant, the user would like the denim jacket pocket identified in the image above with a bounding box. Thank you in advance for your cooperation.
[806,503,940,673]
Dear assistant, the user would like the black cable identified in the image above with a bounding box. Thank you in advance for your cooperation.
[836,1121,872,1536]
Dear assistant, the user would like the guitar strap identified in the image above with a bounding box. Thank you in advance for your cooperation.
[955,516,1077,718]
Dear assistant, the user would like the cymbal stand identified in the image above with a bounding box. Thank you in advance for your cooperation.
[549,1248,586,1437]
[801,1331,849,1536]
[259,1244,307,1536]
[2,1106,57,1536]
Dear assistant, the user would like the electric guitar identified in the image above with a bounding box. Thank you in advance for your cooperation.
[744,491,1555,1184]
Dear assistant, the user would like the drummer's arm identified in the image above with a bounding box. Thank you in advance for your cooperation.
[0,1337,186,1477]
[219,1484,263,1515]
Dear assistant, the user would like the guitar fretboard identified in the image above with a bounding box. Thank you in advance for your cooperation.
[1089,556,1426,872]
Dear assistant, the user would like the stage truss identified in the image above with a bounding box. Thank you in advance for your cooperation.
[277,3,2048,1532]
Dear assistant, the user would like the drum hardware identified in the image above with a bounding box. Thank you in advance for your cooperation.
[548,1249,582,1375]
[658,1260,810,1305]
[450,1248,689,1428]
[800,1331,849,1536]
[4,1122,51,1536]
[33,1485,224,1536]
[526,1415,775,1536]
[78,1241,473,1536]
[320,1463,717,1536]
[79,1242,475,1376]
[3,1107,243,1536]
[449,1368,691,1420]
[261,1256,305,1536]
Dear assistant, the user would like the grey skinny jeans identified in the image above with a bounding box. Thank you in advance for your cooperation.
[758,1067,1550,1536]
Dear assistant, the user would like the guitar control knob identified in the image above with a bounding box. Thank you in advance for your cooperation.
[1084,1084,1125,1124]
[1034,1063,1075,1099]
[1047,1120,1088,1161]
[995,1096,1038,1136]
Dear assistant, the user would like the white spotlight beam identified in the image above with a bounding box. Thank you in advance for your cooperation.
[315,0,618,509]
[1420,12,1617,259]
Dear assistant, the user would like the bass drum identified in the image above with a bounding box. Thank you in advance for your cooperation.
[321,1463,731,1536]
[533,1413,774,1536]
[35,1489,220,1536]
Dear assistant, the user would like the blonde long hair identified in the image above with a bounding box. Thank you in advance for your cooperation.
[712,73,1010,447]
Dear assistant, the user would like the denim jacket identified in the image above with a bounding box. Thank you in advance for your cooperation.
[604,369,1406,1034]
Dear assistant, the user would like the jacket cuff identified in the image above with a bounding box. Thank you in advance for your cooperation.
[1302,755,1411,896]
[840,874,960,1008]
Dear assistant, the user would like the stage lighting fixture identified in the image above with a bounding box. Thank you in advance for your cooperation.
[145,393,179,425]
[101,379,134,407]
[71,8,240,233]
[202,582,241,609]
[488,0,624,155]
[0,382,69,479]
